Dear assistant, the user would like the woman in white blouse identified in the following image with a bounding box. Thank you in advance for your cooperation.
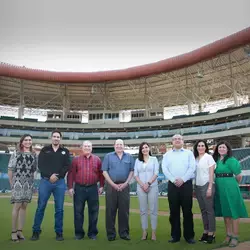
[193,140,216,244]
[134,142,159,241]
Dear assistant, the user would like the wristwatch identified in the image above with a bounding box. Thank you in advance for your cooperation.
[147,182,151,186]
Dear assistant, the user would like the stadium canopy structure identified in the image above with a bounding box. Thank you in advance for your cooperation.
[0,27,250,116]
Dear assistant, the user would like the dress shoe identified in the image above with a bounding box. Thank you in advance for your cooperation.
[168,238,180,243]
[199,233,208,242]
[121,235,131,240]
[30,231,41,241]
[206,235,215,244]
[186,238,196,244]
[75,235,84,240]
[56,233,64,241]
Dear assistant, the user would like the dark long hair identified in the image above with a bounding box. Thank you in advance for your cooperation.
[213,140,233,163]
[138,142,152,162]
[193,140,209,158]
[19,134,33,152]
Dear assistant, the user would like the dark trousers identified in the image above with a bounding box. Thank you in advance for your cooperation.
[168,180,194,241]
[32,178,65,233]
[105,183,130,238]
[73,183,99,237]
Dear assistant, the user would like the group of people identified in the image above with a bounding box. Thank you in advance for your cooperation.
[7,131,248,248]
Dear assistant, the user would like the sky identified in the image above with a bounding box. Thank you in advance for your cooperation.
[0,0,249,72]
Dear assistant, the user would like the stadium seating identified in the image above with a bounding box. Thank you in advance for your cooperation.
[240,157,250,170]
[241,176,250,184]
[233,148,250,161]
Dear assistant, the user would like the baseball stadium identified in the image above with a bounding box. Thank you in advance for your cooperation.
[0,26,250,250]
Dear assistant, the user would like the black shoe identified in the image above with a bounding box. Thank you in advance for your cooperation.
[108,236,116,241]
[206,235,215,244]
[56,233,64,241]
[75,235,84,240]
[30,232,40,241]
[120,235,131,241]
[168,238,180,243]
[199,233,208,242]
[186,238,196,244]
[89,235,97,240]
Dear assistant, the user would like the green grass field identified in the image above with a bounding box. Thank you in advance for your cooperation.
[64,195,250,215]
[0,196,250,250]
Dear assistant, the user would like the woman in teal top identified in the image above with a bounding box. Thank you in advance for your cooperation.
[213,141,248,248]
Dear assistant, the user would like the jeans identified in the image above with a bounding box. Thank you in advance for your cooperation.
[32,178,66,233]
[74,183,99,237]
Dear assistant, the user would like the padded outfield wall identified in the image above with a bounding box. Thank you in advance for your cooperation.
[0,152,249,198]
[0,153,165,193]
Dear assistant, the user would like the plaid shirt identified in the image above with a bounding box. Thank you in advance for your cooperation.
[67,154,105,189]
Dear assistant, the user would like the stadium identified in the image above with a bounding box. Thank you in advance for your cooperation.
[0,25,250,249]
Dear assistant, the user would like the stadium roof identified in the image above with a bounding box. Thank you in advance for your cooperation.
[0,27,250,111]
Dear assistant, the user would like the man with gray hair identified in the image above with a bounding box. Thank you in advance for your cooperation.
[67,141,104,240]
[162,134,196,244]
[102,139,135,241]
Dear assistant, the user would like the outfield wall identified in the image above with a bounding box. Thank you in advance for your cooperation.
[1,153,249,198]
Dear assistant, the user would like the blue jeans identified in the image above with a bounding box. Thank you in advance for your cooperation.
[32,178,66,233]
[74,184,99,237]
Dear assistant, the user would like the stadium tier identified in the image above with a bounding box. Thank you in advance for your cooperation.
[0,104,249,147]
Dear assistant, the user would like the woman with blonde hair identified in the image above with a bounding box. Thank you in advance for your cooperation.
[8,134,37,242]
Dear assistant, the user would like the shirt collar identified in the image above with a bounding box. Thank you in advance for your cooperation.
[82,153,92,159]
[113,151,127,155]
[172,147,185,152]
[113,151,128,159]
[49,144,63,150]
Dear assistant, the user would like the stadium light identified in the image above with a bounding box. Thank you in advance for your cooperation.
[196,70,204,78]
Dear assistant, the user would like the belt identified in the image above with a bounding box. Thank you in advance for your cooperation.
[114,181,125,184]
[42,177,63,180]
[76,183,96,187]
[215,173,233,178]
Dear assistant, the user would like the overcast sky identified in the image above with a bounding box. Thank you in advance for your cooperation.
[0,0,249,72]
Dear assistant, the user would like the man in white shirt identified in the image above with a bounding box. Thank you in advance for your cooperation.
[162,134,196,244]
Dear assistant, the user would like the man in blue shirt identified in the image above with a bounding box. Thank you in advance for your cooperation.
[162,134,196,244]
[102,139,135,241]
